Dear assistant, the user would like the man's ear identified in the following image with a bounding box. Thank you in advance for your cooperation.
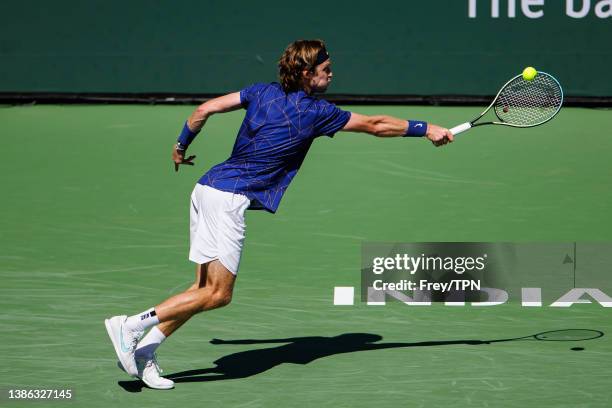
[302,69,313,80]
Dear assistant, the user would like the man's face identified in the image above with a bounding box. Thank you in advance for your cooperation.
[306,60,333,93]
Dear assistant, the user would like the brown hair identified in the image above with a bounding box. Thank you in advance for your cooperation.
[278,39,326,92]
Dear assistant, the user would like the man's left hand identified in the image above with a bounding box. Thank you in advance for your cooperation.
[172,144,197,172]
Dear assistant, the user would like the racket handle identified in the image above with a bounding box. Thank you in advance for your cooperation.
[449,122,472,136]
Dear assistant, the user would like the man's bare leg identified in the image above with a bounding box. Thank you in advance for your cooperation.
[155,260,236,327]
[132,260,235,357]
[155,263,209,337]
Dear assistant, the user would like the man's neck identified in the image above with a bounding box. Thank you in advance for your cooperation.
[301,81,313,95]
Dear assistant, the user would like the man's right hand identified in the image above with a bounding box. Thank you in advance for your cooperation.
[426,124,454,147]
[172,144,197,172]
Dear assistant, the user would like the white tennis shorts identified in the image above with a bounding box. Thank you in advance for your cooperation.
[189,184,250,275]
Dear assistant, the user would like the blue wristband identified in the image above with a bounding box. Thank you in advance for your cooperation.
[177,121,199,147]
[404,120,428,137]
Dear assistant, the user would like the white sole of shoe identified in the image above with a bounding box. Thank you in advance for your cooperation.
[104,317,137,377]
[142,378,175,390]
[117,361,175,390]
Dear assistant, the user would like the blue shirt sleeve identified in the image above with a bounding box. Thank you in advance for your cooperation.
[240,83,269,108]
[313,99,352,138]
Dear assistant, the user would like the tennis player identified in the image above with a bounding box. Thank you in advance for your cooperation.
[105,39,453,390]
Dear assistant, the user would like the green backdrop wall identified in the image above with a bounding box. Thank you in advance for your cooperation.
[1,0,610,96]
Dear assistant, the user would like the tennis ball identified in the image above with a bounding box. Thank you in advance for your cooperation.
[522,67,537,81]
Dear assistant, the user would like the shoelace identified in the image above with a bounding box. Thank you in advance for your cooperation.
[127,330,143,351]
[145,353,163,374]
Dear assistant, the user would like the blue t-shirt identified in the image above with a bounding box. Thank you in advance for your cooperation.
[199,82,351,213]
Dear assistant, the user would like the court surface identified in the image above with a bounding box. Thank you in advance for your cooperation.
[1,104,611,407]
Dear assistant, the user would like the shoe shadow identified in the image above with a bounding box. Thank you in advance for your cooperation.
[118,379,147,393]
[118,330,603,391]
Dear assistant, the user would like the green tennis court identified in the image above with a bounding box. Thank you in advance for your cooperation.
[2,104,612,407]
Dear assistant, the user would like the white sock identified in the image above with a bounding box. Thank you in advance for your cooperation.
[125,307,159,332]
[136,326,167,358]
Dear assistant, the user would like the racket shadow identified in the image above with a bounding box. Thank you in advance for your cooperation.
[117,329,604,391]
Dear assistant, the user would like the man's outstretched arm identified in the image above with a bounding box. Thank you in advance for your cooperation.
[341,112,453,146]
[210,336,320,345]
[172,92,243,171]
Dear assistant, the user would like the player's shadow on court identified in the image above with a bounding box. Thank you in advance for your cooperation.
[117,330,603,392]
[117,333,493,392]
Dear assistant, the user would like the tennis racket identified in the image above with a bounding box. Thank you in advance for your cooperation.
[449,71,563,136]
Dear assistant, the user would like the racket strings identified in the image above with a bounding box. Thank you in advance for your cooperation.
[494,73,562,126]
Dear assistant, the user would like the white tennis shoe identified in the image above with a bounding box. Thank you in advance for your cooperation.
[118,353,175,390]
[136,353,175,390]
[104,315,143,377]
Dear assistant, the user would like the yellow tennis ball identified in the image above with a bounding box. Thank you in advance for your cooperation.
[523,67,537,81]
